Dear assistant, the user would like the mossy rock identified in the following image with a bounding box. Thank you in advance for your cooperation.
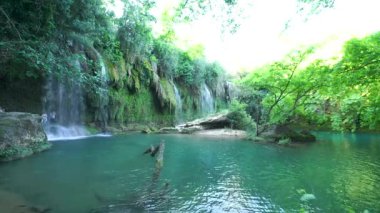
[0,112,51,162]
[141,126,158,134]
[260,125,316,143]
[250,136,271,143]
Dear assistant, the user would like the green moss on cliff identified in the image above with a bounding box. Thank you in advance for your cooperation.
[108,89,128,124]
[107,86,174,127]
[159,78,176,109]
[124,87,174,125]
[107,58,127,88]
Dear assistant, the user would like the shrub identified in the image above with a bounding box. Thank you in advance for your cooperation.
[227,100,255,131]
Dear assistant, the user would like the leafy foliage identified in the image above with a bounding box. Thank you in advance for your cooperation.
[117,1,155,67]
[3,0,230,127]
[297,0,335,15]
[327,33,380,131]
[152,39,179,78]
[173,0,335,33]
[0,0,114,92]
[239,32,380,132]
[227,100,255,131]
[240,48,320,124]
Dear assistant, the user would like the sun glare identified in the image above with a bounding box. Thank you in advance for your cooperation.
[107,0,380,73]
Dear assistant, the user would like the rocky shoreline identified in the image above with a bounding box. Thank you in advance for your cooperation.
[155,113,316,144]
[0,112,51,162]
[157,113,232,134]
[193,129,247,139]
[0,110,316,163]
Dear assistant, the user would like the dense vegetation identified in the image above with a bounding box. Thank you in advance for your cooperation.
[238,32,380,132]
[1,0,376,133]
[0,0,229,128]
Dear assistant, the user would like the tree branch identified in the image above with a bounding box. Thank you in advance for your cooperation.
[0,6,23,41]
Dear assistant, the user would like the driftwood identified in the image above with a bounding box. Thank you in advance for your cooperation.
[150,142,165,192]
[91,142,168,212]
[155,142,165,170]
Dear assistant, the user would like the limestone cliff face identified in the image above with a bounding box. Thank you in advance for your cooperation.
[0,112,51,161]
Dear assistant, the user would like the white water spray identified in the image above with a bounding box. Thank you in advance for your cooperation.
[43,59,89,141]
[94,50,109,130]
[172,83,183,124]
[200,83,215,116]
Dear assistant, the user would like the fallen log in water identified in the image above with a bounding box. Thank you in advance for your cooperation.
[155,142,165,170]
[91,142,168,212]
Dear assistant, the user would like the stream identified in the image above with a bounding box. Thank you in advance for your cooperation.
[0,132,379,212]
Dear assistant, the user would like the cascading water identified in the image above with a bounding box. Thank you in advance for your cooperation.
[42,59,89,141]
[94,50,109,131]
[172,83,183,124]
[224,81,233,102]
[200,83,215,116]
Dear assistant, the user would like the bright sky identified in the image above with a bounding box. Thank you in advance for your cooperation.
[108,0,380,73]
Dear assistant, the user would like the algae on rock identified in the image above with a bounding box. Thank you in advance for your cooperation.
[0,112,51,162]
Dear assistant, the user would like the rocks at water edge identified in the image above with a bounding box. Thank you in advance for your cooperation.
[157,113,232,134]
[258,125,316,143]
[156,113,315,142]
[0,112,51,162]
[300,193,316,202]
[157,113,247,138]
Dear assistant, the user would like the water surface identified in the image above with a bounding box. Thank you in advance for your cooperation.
[0,132,379,212]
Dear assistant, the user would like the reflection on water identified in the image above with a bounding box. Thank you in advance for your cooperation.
[0,132,379,212]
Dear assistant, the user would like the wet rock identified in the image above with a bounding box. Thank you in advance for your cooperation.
[177,113,231,130]
[193,129,247,139]
[300,193,316,202]
[157,127,179,134]
[141,126,158,134]
[157,113,248,137]
[178,125,204,134]
[260,125,316,143]
[0,112,51,161]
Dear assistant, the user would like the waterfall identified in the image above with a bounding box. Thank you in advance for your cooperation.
[42,59,89,141]
[96,51,108,83]
[200,83,215,116]
[94,50,109,131]
[172,83,183,124]
[224,81,234,102]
